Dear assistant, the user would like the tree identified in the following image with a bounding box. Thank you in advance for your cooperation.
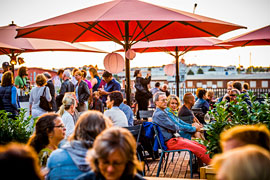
[187,69,194,75]
[197,68,204,74]
[208,67,216,71]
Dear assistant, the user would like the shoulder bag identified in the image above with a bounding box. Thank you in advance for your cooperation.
[39,87,52,111]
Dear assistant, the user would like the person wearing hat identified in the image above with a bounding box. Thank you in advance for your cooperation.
[2,62,10,73]
[44,72,57,112]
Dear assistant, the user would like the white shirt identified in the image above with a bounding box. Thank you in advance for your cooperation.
[62,110,75,138]
[104,106,128,127]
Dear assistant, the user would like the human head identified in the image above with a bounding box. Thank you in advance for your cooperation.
[167,95,181,111]
[107,91,123,108]
[162,84,168,91]
[1,71,14,87]
[72,68,79,76]
[81,69,87,80]
[183,92,195,107]
[212,145,270,180]
[89,67,98,78]
[133,69,141,77]
[87,127,142,180]
[18,66,28,77]
[69,111,112,148]
[196,88,207,99]
[206,90,214,100]
[27,113,65,154]
[35,74,47,86]
[232,81,242,92]
[227,81,233,90]
[229,88,240,102]
[74,70,82,81]
[57,69,64,79]
[58,95,76,116]
[243,82,249,91]
[0,143,42,180]
[153,92,167,110]
[155,82,160,88]
[43,72,51,80]
[102,71,113,83]
[220,124,270,152]
[62,69,71,80]
[2,62,10,72]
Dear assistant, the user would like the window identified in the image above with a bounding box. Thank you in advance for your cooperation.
[207,81,212,87]
[262,81,268,88]
[187,81,193,87]
[250,81,256,88]
[196,82,202,88]
[217,81,223,88]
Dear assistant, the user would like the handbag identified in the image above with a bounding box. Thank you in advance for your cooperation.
[39,87,52,111]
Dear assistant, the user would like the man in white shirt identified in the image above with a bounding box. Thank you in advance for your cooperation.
[104,91,128,127]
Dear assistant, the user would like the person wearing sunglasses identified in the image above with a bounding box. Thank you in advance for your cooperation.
[27,113,66,168]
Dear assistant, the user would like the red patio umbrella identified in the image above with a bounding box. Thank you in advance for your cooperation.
[0,22,107,73]
[221,25,270,46]
[0,42,21,52]
[118,37,231,96]
[16,0,245,105]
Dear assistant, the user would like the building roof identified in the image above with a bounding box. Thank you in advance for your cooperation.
[186,73,270,80]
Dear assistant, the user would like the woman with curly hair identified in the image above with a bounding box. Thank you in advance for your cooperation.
[14,66,28,91]
[27,113,66,168]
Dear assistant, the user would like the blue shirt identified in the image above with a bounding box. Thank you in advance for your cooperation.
[119,103,134,126]
[102,79,121,103]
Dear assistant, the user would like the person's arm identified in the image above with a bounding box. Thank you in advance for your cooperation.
[167,111,196,133]
[81,82,90,103]
[11,86,18,109]
[45,87,52,102]
[153,111,178,132]
[90,78,97,87]
[62,114,75,138]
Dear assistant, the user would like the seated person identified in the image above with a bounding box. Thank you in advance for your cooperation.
[193,88,209,114]
[152,92,211,165]
[220,124,270,152]
[165,95,204,140]
[119,97,134,127]
[212,145,270,180]
[104,91,128,127]
[178,92,202,125]
[206,90,216,109]
[90,91,104,113]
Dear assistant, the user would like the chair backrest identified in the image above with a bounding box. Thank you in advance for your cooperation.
[153,124,166,151]
[139,110,154,119]
[124,124,142,144]
[178,115,194,124]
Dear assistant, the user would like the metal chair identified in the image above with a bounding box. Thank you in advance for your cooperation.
[153,124,194,178]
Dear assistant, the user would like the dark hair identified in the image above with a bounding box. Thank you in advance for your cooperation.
[155,82,160,88]
[133,70,140,77]
[1,71,14,87]
[243,83,249,90]
[233,81,242,91]
[57,69,64,75]
[102,71,112,78]
[81,70,87,78]
[197,88,207,99]
[18,66,28,77]
[27,113,59,154]
[0,143,42,180]
[109,91,123,107]
[69,111,111,148]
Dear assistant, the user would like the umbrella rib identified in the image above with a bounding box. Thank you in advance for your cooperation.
[242,40,252,47]
[73,22,99,43]
[94,23,123,45]
[133,21,150,43]
[0,48,9,55]
[135,21,175,44]
[130,23,140,44]
[178,21,218,37]
[130,21,153,45]
[16,26,48,38]
[116,21,125,41]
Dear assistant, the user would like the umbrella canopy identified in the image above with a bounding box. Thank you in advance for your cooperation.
[0,23,107,55]
[118,37,231,96]
[221,25,270,46]
[16,0,245,105]
[0,42,21,53]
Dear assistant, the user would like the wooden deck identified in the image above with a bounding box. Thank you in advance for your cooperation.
[144,151,200,179]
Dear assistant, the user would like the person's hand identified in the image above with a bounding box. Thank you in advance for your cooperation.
[192,123,201,131]
[98,89,106,95]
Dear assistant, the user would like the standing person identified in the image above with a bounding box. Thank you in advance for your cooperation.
[53,69,64,95]
[134,69,152,120]
[160,84,170,97]
[76,127,145,180]
[56,69,74,109]
[104,91,128,127]
[99,71,121,105]
[0,62,10,83]
[14,66,28,94]
[150,82,161,107]
[29,74,52,118]
[44,72,57,112]
[74,70,90,112]
[27,113,66,168]
[152,92,211,165]
[0,143,43,180]
[81,70,93,109]
[46,111,112,180]
[89,67,101,92]
[71,68,79,86]
[0,71,19,119]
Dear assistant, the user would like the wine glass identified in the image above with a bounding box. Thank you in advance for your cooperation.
[204,112,211,124]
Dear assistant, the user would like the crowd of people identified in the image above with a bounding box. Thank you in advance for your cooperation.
[0,62,269,180]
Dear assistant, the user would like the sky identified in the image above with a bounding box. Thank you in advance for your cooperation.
[0,0,270,70]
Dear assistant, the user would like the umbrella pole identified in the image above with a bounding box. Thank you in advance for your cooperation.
[175,47,180,97]
[124,21,131,106]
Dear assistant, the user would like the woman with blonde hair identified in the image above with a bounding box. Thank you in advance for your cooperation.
[76,127,144,180]
[212,145,270,180]
[165,95,205,140]
[29,74,52,118]
[47,111,112,180]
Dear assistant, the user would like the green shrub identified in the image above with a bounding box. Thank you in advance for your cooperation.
[0,109,37,145]
[202,92,270,158]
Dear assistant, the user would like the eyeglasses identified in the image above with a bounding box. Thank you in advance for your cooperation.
[54,124,65,129]
[99,160,126,168]
[159,99,167,103]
